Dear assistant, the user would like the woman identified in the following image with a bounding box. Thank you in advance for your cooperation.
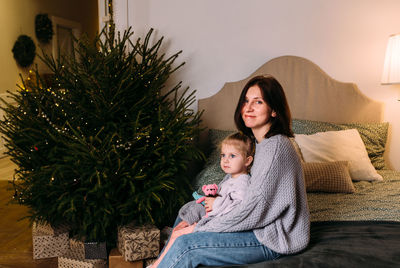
[157,75,310,267]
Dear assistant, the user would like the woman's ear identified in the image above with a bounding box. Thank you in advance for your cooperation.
[271,110,277,117]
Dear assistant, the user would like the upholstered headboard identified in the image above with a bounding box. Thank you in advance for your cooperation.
[198,56,384,131]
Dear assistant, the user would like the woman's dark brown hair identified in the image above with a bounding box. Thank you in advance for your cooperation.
[234,75,293,139]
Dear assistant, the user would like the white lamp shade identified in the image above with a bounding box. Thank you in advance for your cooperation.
[382,34,400,84]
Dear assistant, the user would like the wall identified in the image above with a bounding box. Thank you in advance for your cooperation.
[112,0,400,171]
[0,0,98,95]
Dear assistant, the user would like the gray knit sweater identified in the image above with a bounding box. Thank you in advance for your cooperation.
[192,134,310,255]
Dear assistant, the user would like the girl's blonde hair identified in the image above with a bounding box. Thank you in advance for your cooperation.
[219,132,255,172]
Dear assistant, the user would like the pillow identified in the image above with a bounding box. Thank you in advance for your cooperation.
[303,161,355,193]
[292,119,388,170]
[193,129,234,192]
[294,129,383,181]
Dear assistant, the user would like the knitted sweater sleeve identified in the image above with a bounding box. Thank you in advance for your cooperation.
[194,135,310,253]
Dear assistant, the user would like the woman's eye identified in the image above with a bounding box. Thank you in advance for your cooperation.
[256,100,263,104]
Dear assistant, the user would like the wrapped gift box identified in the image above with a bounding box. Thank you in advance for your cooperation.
[84,242,107,259]
[32,221,69,259]
[117,223,160,262]
[58,248,107,268]
[69,238,107,260]
[109,248,143,268]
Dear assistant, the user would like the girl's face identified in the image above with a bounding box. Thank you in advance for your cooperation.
[220,143,252,178]
[241,85,276,140]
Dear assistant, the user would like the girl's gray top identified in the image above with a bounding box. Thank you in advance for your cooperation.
[207,173,250,218]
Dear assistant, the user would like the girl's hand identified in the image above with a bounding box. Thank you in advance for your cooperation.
[173,220,189,232]
[204,197,216,212]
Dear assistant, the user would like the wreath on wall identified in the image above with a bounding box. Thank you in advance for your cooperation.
[12,35,36,68]
[35,13,53,43]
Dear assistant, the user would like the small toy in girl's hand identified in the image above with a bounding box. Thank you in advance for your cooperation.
[196,184,218,217]
[192,184,219,205]
[196,184,218,204]
[192,191,205,205]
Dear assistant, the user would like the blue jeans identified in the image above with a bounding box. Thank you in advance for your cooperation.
[158,217,280,268]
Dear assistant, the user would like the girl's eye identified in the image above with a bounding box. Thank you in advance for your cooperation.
[229,154,236,158]
[220,154,225,158]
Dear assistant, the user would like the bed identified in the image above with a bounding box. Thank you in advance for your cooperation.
[193,56,400,267]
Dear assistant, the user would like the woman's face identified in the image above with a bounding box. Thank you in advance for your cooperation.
[241,85,275,136]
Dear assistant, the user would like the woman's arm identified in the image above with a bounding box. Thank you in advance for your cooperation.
[178,200,206,224]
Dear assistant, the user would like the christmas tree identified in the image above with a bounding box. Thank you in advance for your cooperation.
[0,27,203,246]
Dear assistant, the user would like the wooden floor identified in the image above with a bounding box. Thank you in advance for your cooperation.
[0,156,17,181]
[0,180,57,267]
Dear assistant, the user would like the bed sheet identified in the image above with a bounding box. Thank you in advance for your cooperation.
[308,169,400,222]
[212,221,400,268]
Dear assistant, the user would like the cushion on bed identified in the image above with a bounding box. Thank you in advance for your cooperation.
[294,129,383,181]
[303,161,355,193]
[292,119,388,170]
[193,129,356,193]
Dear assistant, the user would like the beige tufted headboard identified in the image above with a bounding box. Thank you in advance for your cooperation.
[198,56,384,132]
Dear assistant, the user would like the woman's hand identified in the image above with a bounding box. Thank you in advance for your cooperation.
[204,197,216,212]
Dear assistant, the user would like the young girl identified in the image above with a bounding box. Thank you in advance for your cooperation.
[151,132,255,268]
